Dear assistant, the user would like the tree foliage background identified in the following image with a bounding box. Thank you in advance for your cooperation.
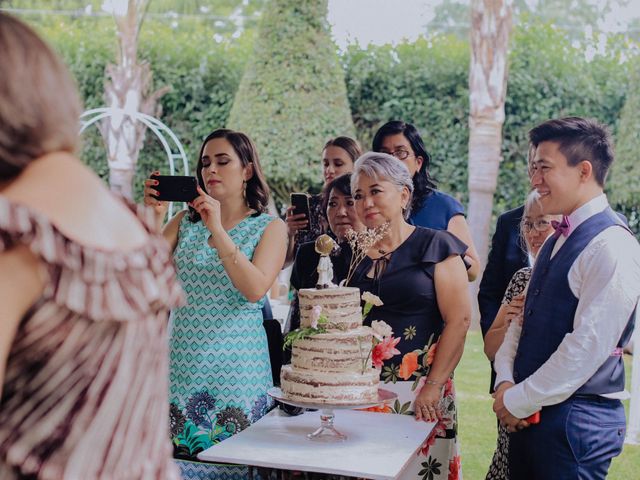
[8,1,640,233]
[227,0,355,204]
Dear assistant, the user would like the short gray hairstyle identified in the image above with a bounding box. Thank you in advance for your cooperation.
[351,152,414,219]
[523,189,543,217]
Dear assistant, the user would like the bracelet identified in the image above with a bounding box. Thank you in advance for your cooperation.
[424,379,444,387]
[219,245,239,265]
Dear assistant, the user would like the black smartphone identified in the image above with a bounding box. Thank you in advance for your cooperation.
[150,175,198,203]
[290,192,311,231]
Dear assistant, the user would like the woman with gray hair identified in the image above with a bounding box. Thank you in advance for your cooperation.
[349,152,471,480]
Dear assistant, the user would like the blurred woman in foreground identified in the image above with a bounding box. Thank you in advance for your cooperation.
[0,13,183,479]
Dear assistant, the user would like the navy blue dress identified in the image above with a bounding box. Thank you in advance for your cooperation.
[349,227,468,479]
[350,227,467,364]
[410,190,465,230]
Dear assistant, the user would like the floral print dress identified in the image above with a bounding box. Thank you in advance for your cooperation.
[485,267,532,480]
[350,227,468,480]
[168,213,276,480]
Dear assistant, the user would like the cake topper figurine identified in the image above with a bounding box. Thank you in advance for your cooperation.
[315,234,336,289]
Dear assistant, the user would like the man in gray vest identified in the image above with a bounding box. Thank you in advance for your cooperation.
[492,117,640,479]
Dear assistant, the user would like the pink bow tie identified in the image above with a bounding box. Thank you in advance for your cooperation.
[551,216,571,238]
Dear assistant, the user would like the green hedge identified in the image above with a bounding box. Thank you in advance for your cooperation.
[227,0,355,205]
[34,16,251,200]
[343,22,638,234]
[31,16,638,233]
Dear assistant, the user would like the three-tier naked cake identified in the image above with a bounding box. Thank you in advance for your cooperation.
[280,286,380,405]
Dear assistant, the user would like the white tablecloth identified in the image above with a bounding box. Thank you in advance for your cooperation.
[198,408,434,479]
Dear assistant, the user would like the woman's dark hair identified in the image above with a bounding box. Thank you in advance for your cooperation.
[371,121,437,213]
[323,137,362,163]
[320,173,353,218]
[189,129,270,223]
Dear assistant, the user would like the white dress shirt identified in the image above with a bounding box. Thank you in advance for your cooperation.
[494,194,640,418]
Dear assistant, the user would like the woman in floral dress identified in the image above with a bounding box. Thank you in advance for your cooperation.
[144,129,287,479]
[348,153,471,480]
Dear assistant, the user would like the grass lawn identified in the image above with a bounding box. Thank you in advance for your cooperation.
[456,331,639,479]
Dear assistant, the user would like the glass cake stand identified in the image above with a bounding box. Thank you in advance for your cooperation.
[268,387,397,442]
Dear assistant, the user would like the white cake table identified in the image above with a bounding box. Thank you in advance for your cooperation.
[198,408,435,479]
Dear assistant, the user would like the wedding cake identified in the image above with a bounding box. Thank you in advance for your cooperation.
[280,286,380,405]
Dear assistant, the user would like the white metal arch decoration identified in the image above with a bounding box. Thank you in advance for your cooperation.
[79,107,190,217]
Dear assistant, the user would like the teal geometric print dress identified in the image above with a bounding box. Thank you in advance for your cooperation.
[168,212,275,479]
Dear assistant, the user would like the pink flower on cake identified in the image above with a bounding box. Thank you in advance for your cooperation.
[370,320,393,341]
[398,351,419,380]
[310,305,322,329]
[372,336,401,368]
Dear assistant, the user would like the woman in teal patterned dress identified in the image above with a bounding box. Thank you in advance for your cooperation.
[144,129,287,479]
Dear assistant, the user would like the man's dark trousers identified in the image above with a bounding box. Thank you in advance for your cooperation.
[508,396,626,480]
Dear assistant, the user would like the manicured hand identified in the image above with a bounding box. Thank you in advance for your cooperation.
[189,185,223,235]
[285,205,308,236]
[143,171,169,218]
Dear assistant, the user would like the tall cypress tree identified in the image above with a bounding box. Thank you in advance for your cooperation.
[227,0,355,206]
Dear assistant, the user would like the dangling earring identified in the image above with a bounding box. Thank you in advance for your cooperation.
[242,179,248,206]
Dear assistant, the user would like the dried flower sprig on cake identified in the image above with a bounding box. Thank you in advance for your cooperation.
[343,222,391,286]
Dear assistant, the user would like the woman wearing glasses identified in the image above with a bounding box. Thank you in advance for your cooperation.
[483,189,560,480]
[372,121,480,280]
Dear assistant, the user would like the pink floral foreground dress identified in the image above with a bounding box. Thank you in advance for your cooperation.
[0,197,184,479]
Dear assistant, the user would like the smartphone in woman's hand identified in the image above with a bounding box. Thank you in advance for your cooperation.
[150,175,198,202]
[290,193,311,231]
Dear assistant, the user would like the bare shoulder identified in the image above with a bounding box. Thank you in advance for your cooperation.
[265,216,287,233]
[6,157,148,251]
[254,216,287,257]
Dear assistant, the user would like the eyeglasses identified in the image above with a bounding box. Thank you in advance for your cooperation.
[521,219,552,233]
[383,149,413,161]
